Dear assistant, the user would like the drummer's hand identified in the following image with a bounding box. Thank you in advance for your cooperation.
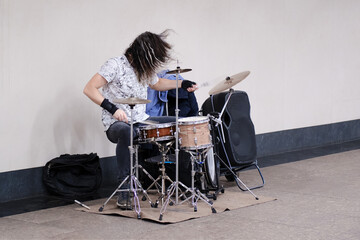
[186,84,198,92]
[181,80,198,92]
[113,109,128,123]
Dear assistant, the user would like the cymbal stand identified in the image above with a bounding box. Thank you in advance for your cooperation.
[209,90,259,200]
[99,104,155,218]
[211,88,235,143]
[158,65,193,220]
[169,65,184,203]
[175,66,180,203]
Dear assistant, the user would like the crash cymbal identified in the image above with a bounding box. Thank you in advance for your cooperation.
[114,97,151,105]
[166,68,192,74]
[208,71,250,95]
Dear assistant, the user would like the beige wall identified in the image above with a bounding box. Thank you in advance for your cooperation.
[1,0,360,172]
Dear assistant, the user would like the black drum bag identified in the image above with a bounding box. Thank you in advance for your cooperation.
[43,153,102,198]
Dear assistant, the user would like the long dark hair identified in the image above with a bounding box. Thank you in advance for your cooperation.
[125,30,172,84]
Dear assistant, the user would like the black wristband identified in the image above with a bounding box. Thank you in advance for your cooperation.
[181,80,196,90]
[100,98,118,115]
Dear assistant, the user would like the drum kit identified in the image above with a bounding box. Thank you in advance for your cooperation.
[98,65,258,220]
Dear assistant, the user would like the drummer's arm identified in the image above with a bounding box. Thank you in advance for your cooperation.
[83,73,107,105]
[83,73,128,123]
[150,78,198,92]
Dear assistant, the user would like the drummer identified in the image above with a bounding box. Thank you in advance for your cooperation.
[83,30,197,209]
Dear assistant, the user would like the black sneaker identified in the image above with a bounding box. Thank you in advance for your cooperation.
[117,191,132,210]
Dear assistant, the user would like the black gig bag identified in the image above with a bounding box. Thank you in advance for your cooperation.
[43,153,102,198]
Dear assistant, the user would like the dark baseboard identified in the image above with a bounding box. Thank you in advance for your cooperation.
[1,119,360,203]
[256,119,360,157]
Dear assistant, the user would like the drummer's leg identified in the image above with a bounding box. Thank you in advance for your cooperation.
[106,121,135,184]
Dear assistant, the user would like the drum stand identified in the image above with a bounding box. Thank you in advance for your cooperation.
[183,148,217,211]
[99,104,155,218]
[145,140,175,207]
[159,147,216,219]
[209,89,259,200]
[135,145,163,197]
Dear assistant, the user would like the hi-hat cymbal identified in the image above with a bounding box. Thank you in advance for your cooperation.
[114,97,151,105]
[166,68,192,74]
[208,71,250,95]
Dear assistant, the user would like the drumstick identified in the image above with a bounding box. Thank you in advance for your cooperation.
[74,200,90,210]
[199,82,210,87]
[184,80,209,88]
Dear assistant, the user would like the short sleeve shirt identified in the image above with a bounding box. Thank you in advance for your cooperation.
[98,55,159,130]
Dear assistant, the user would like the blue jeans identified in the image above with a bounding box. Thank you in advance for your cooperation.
[106,116,176,183]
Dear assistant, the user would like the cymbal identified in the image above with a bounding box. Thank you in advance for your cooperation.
[208,71,250,95]
[166,68,192,74]
[113,97,151,105]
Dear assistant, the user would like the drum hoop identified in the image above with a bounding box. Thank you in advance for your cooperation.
[139,122,175,130]
[138,135,175,143]
[153,136,175,141]
[178,117,209,126]
[181,143,213,150]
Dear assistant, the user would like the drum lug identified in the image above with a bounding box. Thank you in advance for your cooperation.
[179,138,182,145]
[193,126,197,133]
[157,129,160,138]
[194,137,198,145]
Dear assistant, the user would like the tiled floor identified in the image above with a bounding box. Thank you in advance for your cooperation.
[1,141,360,239]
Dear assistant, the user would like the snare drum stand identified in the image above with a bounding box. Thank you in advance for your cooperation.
[145,140,175,207]
[99,104,155,218]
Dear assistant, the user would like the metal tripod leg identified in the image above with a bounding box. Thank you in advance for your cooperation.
[99,176,129,212]
[177,181,216,212]
[159,148,217,221]
[218,156,259,200]
[149,173,174,208]
[210,110,260,201]
[145,140,175,207]
[138,165,162,193]
[131,147,161,203]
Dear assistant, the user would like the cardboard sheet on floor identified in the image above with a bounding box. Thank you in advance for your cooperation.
[77,191,276,224]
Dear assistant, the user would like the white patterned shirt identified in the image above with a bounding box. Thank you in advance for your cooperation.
[98,55,159,130]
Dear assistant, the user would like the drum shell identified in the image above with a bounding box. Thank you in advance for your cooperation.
[178,117,212,150]
[138,123,175,142]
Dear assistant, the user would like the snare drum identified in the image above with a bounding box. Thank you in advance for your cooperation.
[138,123,175,142]
[178,116,212,150]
